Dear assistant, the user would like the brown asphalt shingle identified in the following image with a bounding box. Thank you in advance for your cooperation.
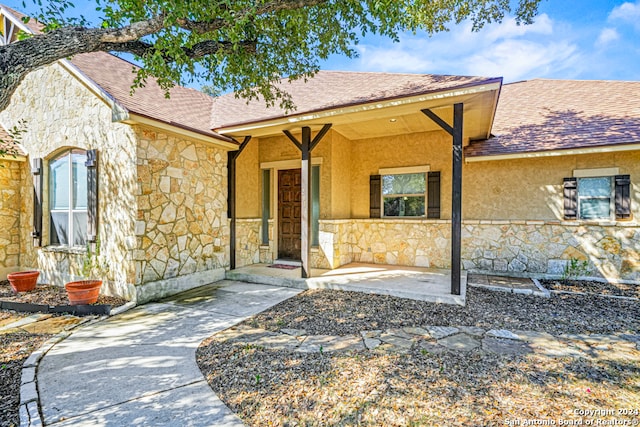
[466,79,640,157]
[211,71,500,129]
[0,4,44,35]
[70,52,229,140]
[0,124,24,156]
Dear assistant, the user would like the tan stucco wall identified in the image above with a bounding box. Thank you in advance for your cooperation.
[0,158,24,278]
[350,131,452,218]
[464,150,640,220]
[134,126,229,302]
[257,131,333,219]
[330,131,351,218]
[0,62,138,298]
[236,138,260,218]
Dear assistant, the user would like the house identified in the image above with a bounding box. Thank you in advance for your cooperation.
[0,5,638,303]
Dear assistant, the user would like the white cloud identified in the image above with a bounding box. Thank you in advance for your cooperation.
[609,0,640,25]
[596,28,620,47]
[463,39,579,81]
[347,13,580,82]
[355,45,433,73]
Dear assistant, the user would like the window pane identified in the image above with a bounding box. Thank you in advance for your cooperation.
[383,196,425,217]
[49,155,69,210]
[73,212,88,246]
[312,165,320,246]
[261,170,270,245]
[72,151,88,210]
[382,173,425,195]
[578,177,610,197]
[50,212,69,245]
[580,198,610,219]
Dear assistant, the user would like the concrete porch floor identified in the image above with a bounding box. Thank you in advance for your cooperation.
[226,263,467,305]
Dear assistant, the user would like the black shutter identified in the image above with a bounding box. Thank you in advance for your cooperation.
[369,175,381,218]
[615,174,631,220]
[563,177,578,220]
[427,171,441,218]
[85,149,99,243]
[31,158,43,247]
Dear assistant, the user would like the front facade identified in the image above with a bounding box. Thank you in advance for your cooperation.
[230,113,640,282]
[0,5,638,303]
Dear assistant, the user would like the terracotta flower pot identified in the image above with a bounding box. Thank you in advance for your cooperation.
[7,271,40,293]
[65,280,103,305]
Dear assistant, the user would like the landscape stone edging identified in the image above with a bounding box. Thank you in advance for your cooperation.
[549,289,639,301]
[217,324,640,356]
[18,302,137,427]
[0,300,113,316]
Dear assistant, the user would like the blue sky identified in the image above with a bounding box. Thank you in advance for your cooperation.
[320,0,640,82]
[4,0,640,83]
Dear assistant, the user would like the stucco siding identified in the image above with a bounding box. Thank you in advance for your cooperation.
[464,151,640,220]
[350,131,452,218]
[236,138,260,218]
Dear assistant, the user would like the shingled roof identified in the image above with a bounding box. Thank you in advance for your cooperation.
[211,71,499,129]
[70,52,228,140]
[0,4,44,34]
[466,79,640,158]
[1,4,228,141]
[0,124,24,156]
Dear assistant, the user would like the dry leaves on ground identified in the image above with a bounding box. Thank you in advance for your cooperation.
[197,287,640,426]
[0,330,51,427]
[0,280,128,307]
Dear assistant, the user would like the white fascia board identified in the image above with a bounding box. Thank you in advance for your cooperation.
[217,82,502,135]
[1,7,35,34]
[465,143,640,163]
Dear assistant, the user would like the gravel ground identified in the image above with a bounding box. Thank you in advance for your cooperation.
[0,280,128,426]
[0,280,128,307]
[198,286,640,426]
[249,286,639,336]
[0,330,52,427]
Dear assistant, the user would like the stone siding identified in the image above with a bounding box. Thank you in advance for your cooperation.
[315,219,640,281]
[134,127,229,298]
[0,62,138,298]
[236,219,261,267]
[0,158,24,278]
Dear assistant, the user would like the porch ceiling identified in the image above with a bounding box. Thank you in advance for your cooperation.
[216,83,501,142]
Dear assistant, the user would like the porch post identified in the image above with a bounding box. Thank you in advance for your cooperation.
[227,136,251,270]
[283,124,332,278]
[300,127,312,278]
[421,104,463,296]
[451,103,463,296]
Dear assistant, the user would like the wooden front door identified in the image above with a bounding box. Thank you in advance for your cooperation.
[278,169,302,260]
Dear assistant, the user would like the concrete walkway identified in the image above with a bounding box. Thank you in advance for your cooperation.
[35,281,300,426]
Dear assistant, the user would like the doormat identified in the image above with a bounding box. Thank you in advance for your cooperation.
[268,264,300,270]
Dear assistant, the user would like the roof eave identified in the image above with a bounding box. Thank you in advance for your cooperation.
[465,141,640,162]
[215,78,503,136]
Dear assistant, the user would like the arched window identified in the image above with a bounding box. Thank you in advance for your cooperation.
[49,149,88,246]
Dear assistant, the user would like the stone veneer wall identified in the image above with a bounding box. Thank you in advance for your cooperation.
[0,159,24,279]
[314,219,640,281]
[134,127,229,302]
[230,217,639,281]
[236,219,261,267]
[0,62,139,299]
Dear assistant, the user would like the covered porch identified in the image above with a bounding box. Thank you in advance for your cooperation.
[215,72,503,302]
[226,262,467,305]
